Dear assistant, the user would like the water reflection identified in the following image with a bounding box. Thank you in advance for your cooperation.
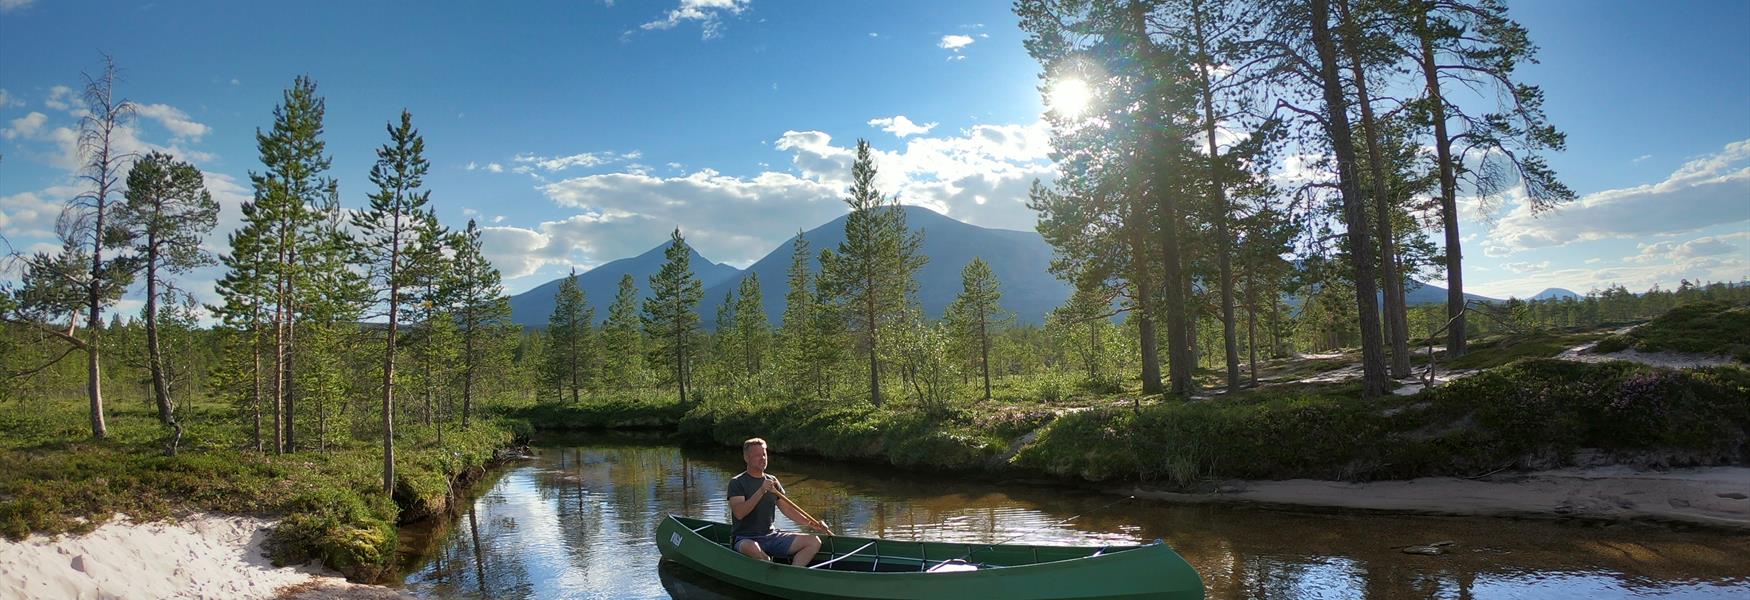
[399,434,1750,599]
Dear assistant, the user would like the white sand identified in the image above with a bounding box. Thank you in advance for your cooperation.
[0,513,411,600]
[1124,466,1750,530]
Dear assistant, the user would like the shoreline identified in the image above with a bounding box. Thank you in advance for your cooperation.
[0,512,411,600]
[1119,466,1750,531]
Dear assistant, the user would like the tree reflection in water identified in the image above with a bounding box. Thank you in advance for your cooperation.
[398,434,1750,599]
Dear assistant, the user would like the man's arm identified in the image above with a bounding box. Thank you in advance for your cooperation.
[729,477,776,520]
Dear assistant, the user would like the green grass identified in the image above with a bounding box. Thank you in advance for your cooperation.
[1015,359,1750,485]
[0,397,521,581]
[1444,330,1608,370]
[507,388,688,429]
[1602,301,1750,361]
[519,357,1750,489]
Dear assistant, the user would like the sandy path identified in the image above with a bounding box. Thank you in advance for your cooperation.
[1122,466,1750,530]
[0,513,412,600]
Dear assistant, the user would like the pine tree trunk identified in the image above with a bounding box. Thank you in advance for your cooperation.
[144,253,175,426]
[284,251,298,453]
[87,200,109,440]
[384,255,399,496]
[273,242,287,454]
[1190,0,1241,393]
[866,290,882,406]
[1417,0,1466,357]
[1314,0,1388,398]
[1346,28,1413,379]
[252,326,263,452]
[979,309,991,401]
[462,310,475,429]
[1247,266,1259,386]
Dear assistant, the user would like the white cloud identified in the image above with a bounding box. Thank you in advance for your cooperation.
[43,85,75,111]
[487,162,504,173]
[868,32,878,38]
[1500,260,1550,274]
[1485,139,1750,256]
[2,111,47,139]
[1626,231,1750,264]
[1633,154,1652,163]
[867,115,937,138]
[466,161,479,170]
[134,103,211,142]
[639,0,751,40]
[0,88,21,108]
[513,150,640,172]
[939,35,975,51]
[482,119,1057,284]
[0,0,34,14]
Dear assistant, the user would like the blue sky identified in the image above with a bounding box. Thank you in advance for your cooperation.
[2,0,1746,313]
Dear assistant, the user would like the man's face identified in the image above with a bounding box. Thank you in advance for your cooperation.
[745,444,768,472]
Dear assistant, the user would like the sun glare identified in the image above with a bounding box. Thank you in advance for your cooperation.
[1048,78,1092,119]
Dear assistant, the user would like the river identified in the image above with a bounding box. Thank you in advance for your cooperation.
[390,434,1749,599]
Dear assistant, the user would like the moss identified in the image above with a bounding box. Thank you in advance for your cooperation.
[1616,301,1750,360]
[0,397,519,582]
[1010,360,1749,485]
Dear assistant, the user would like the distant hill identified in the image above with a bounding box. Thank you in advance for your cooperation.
[701,205,1070,327]
[1529,287,1581,301]
[508,242,740,327]
[1401,279,1501,306]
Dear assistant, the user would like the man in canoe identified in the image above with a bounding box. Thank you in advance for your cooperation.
[728,438,832,567]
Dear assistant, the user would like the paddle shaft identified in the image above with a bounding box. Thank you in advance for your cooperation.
[770,489,834,536]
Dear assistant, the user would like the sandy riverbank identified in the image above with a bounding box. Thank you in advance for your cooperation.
[1124,466,1750,529]
[0,513,411,600]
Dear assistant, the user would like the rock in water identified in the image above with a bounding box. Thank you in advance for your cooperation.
[1401,540,1456,555]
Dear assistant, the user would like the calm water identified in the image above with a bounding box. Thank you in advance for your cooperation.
[393,434,1750,599]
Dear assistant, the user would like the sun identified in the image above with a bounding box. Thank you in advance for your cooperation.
[1047,78,1092,119]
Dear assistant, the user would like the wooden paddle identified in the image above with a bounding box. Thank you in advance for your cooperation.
[768,477,834,536]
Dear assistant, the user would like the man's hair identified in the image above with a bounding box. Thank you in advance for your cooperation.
[742,437,767,452]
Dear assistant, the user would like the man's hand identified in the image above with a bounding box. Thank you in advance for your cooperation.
[759,477,779,496]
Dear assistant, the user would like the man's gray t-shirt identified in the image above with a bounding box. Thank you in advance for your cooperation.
[727,472,784,538]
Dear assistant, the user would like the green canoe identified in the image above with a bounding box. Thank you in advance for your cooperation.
[654,515,1205,600]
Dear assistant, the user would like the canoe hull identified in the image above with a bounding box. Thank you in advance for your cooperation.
[655,515,1204,600]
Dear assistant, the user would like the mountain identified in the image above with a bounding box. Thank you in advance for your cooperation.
[1401,279,1500,306]
[508,242,741,327]
[701,205,1070,327]
[1529,287,1581,301]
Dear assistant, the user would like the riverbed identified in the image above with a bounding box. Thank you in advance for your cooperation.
[389,434,1750,599]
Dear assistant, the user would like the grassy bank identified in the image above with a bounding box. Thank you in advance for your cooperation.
[523,360,1750,489]
[0,398,526,581]
[1594,301,1750,361]
[1018,360,1749,484]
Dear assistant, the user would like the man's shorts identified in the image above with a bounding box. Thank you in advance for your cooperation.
[733,532,802,557]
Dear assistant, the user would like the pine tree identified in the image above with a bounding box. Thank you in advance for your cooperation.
[4,56,144,439]
[405,211,454,426]
[213,215,272,451]
[121,151,218,448]
[449,220,512,429]
[776,233,818,395]
[1309,0,1389,397]
[352,109,429,492]
[601,273,645,388]
[733,274,769,376]
[1403,0,1572,357]
[249,75,335,452]
[544,269,590,404]
[819,139,925,407]
[945,257,1011,401]
[642,229,703,404]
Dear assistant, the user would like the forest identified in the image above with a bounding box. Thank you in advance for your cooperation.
[3,0,1748,583]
